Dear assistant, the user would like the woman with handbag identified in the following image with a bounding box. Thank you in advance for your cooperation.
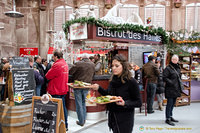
[163,54,182,126]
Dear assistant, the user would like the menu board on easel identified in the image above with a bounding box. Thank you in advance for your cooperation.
[9,57,30,69]
[12,68,35,105]
[31,96,66,133]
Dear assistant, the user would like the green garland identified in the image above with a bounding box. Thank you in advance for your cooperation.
[167,30,200,56]
[63,17,169,44]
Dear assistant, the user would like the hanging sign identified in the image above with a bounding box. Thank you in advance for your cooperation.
[70,23,88,40]
[20,48,38,56]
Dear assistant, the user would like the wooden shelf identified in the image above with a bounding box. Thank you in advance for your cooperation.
[181,92,189,97]
[175,102,190,106]
[184,86,190,90]
[175,55,191,107]
[181,68,191,72]
[182,79,191,82]
[179,62,190,65]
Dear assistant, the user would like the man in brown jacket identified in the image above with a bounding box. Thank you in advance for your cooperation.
[69,54,95,126]
[142,55,160,114]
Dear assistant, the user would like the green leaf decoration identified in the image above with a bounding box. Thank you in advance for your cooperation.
[63,17,169,44]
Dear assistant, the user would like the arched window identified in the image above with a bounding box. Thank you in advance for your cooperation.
[79,5,99,18]
[186,3,200,32]
[118,4,139,21]
[145,4,165,29]
[54,5,73,31]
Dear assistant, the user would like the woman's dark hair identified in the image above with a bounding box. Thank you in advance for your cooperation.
[34,55,40,62]
[110,54,132,83]
[42,58,47,64]
[53,50,63,59]
[89,56,94,60]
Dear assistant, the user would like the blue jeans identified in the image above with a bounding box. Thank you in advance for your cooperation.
[74,89,88,125]
[139,84,143,91]
[146,83,157,112]
[36,84,41,96]
[52,94,68,128]
[166,98,177,119]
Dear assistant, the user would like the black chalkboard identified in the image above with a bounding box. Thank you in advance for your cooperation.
[9,57,30,69]
[12,68,35,105]
[32,98,58,133]
[31,96,66,133]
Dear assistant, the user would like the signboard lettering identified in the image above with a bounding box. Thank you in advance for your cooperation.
[96,26,161,43]
[32,99,57,133]
[70,23,88,40]
[31,96,66,133]
[9,57,30,69]
[20,48,38,56]
[12,69,35,105]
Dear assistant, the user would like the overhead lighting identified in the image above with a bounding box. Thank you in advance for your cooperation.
[46,30,56,34]
[0,27,4,30]
[4,0,24,18]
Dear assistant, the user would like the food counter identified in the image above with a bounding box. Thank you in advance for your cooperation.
[66,74,111,120]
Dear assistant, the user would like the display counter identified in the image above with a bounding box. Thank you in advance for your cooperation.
[66,74,111,120]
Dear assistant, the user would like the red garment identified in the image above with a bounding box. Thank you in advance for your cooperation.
[46,59,69,95]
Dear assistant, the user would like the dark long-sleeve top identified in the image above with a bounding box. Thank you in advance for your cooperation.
[163,62,181,98]
[34,70,44,85]
[142,61,160,83]
[98,75,142,112]
[135,69,142,84]
[69,58,95,83]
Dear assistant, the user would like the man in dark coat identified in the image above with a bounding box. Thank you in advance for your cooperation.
[142,55,160,113]
[33,56,45,96]
[69,54,95,126]
[29,56,44,96]
[163,54,181,126]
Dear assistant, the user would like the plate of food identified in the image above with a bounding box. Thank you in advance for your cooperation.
[95,95,122,104]
[68,80,92,89]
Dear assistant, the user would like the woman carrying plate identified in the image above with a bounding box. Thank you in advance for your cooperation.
[90,54,142,133]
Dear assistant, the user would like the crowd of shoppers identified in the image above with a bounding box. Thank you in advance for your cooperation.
[0,52,183,132]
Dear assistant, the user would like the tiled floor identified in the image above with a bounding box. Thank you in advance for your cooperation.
[67,102,200,133]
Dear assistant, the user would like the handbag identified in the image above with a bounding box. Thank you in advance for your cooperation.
[169,64,184,91]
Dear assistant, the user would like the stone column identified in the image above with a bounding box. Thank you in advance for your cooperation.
[39,8,49,58]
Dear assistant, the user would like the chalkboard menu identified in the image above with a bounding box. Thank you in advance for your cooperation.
[12,69,35,105]
[32,99,58,133]
[9,57,30,69]
[31,96,66,133]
